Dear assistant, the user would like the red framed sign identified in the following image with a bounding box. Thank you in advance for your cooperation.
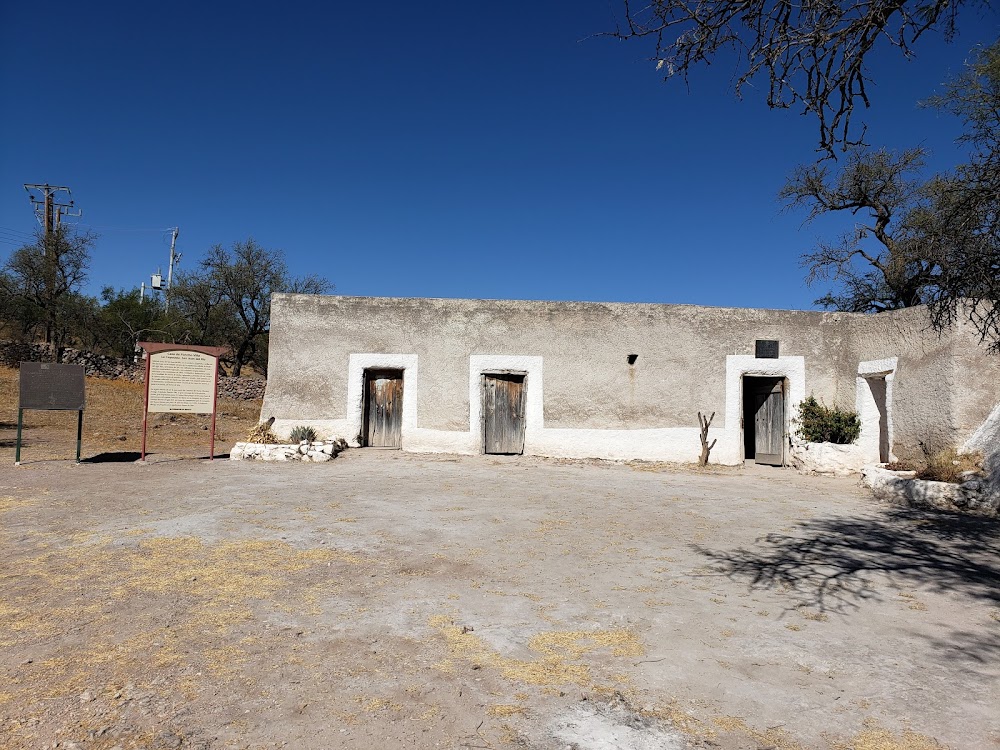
[138,342,228,461]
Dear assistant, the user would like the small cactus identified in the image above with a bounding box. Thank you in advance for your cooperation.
[289,425,318,443]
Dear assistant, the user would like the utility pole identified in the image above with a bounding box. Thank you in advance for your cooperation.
[24,184,81,242]
[23,184,82,348]
[165,227,180,311]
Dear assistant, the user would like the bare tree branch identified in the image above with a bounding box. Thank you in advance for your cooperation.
[611,0,971,156]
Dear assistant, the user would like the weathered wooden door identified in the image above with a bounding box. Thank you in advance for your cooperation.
[483,373,525,455]
[364,370,403,449]
[754,380,785,466]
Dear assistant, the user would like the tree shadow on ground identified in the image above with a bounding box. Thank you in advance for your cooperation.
[694,507,1000,616]
[919,626,1000,672]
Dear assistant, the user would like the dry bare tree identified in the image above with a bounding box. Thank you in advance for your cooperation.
[611,0,972,156]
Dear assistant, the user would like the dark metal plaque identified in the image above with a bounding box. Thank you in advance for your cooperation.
[755,340,780,359]
[19,362,86,410]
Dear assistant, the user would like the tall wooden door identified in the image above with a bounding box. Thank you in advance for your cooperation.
[754,379,785,466]
[483,373,525,455]
[364,370,403,448]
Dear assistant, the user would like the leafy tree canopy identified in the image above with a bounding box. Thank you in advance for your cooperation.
[0,226,96,353]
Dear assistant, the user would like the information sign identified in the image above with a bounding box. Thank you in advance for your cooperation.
[138,342,228,461]
[147,350,218,413]
[19,362,86,410]
[15,362,86,464]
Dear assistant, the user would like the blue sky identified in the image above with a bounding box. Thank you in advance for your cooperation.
[1,1,998,310]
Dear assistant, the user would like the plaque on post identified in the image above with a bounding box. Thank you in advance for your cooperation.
[16,362,86,465]
[139,343,229,461]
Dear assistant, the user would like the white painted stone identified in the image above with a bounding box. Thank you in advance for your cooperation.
[229,439,348,462]
[789,439,868,476]
[963,400,1000,504]
[862,465,997,515]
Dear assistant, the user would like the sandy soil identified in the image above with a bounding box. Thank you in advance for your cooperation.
[1,450,998,750]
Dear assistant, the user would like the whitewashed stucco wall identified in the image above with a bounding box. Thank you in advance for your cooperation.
[262,295,999,467]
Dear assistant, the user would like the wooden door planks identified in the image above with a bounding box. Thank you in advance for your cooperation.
[483,373,526,455]
[365,370,403,448]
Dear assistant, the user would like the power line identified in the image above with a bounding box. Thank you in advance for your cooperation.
[75,224,173,233]
[0,226,35,238]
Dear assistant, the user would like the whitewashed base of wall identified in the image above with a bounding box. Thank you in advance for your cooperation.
[230,439,348,462]
[862,466,999,516]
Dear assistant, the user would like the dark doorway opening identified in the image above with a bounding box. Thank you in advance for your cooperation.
[363,369,404,449]
[743,376,786,466]
[483,373,526,455]
[866,376,890,463]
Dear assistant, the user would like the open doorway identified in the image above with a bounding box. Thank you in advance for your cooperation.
[865,375,890,463]
[743,376,786,466]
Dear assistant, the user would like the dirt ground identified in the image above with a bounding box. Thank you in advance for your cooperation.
[1,448,998,750]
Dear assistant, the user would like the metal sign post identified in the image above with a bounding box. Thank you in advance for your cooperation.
[15,362,86,465]
[138,343,228,461]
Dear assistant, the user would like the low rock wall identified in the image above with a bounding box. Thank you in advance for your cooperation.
[0,341,142,380]
[230,438,348,462]
[862,466,999,516]
[1,341,266,401]
[217,377,266,401]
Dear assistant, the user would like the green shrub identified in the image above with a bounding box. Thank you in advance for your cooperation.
[795,396,861,444]
[289,425,318,443]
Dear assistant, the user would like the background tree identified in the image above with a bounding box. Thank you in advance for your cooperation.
[88,287,181,360]
[196,239,331,376]
[612,0,971,155]
[921,42,1000,348]
[167,270,237,350]
[780,147,939,312]
[784,41,1000,350]
[0,226,96,358]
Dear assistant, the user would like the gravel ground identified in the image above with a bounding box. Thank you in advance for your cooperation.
[1,450,998,750]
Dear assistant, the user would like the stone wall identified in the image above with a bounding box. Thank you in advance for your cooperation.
[0,341,143,379]
[217,377,266,401]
